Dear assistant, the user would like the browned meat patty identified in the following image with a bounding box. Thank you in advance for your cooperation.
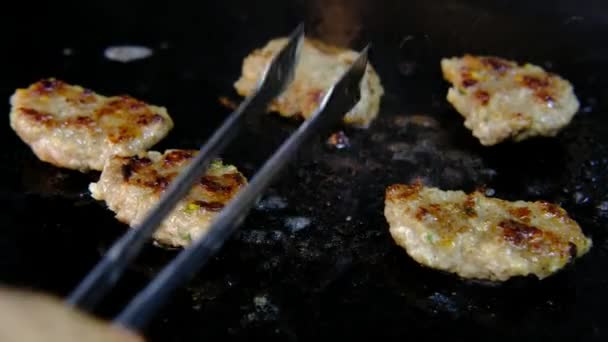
[385,182,592,281]
[441,55,579,145]
[235,37,384,128]
[90,150,247,247]
[9,78,174,171]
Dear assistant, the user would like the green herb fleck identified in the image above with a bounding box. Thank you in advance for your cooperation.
[181,232,192,243]
[184,202,200,214]
[458,88,467,95]
[426,233,434,243]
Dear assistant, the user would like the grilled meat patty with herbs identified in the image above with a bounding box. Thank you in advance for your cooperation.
[9,78,174,172]
[384,182,592,281]
[441,55,579,145]
[234,37,384,128]
[89,150,247,247]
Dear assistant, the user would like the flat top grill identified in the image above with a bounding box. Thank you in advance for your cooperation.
[1,0,607,341]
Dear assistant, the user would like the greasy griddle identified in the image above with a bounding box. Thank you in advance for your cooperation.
[1,0,608,340]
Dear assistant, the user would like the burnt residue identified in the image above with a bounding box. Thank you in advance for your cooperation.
[509,207,531,222]
[463,195,477,217]
[163,149,195,167]
[415,206,430,220]
[33,78,65,93]
[536,90,555,104]
[461,78,478,88]
[121,156,152,181]
[519,75,557,104]
[67,116,96,126]
[538,201,567,219]
[121,164,133,180]
[136,113,165,125]
[499,219,543,247]
[474,89,490,105]
[96,95,165,143]
[200,175,232,192]
[521,75,550,90]
[193,200,225,211]
[19,107,55,125]
[481,57,512,73]
[144,175,171,191]
[199,173,246,196]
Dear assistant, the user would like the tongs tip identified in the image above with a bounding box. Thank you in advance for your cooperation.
[355,44,371,69]
[291,22,306,38]
[252,22,305,103]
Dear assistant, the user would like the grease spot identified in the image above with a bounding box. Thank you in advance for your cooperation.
[573,192,590,205]
[255,195,288,211]
[285,216,311,233]
[597,201,608,213]
[428,292,458,313]
[104,45,153,63]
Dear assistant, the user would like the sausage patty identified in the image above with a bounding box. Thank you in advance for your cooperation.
[9,78,174,172]
[441,55,579,145]
[384,182,592,281]
[234,37,384,128]
[89,150,247,247]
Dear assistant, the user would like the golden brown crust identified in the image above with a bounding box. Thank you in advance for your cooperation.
[385,182,422,200]
[508,207,532,222]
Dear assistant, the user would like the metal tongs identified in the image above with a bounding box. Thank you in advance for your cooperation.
[65,23,370,331]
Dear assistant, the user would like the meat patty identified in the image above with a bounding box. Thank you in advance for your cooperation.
[441,55,579,145]
[234,37,384,128]
[384,182,592,281]
[9,78,174,172]
[89,150,247,247]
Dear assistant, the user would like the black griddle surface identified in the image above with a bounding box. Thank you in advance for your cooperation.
[1,1,607,341]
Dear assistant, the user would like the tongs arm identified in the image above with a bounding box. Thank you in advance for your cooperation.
[66,23,371,333]
[114,44,370,331]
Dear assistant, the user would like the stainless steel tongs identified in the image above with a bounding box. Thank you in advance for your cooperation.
[65,23,370,332]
